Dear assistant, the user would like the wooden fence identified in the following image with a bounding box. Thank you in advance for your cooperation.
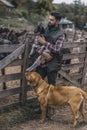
[57,40,87,87]
[0,35,87,109]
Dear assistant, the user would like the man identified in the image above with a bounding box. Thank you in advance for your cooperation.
[28,11,65,115]
[34,11,65,85]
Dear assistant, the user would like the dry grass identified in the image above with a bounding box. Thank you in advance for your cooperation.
[0,98,39,130]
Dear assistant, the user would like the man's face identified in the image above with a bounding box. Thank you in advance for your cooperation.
[48,15,58,27]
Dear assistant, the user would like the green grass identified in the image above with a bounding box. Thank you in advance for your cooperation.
[0,17,30,28]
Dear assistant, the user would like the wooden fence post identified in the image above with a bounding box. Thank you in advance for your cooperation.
[19,41,30,105]
[81,52,87,86]
[1,68,7,89]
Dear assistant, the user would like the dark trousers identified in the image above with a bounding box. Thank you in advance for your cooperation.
[36,66,57,85]
[35,66,58,114]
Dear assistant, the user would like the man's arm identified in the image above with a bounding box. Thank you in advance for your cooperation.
[37,34,65,54]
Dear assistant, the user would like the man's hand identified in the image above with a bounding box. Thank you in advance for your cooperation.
[38,36,46,45]
[42,52,53,61]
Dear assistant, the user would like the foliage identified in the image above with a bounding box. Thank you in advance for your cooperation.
[0,0,87,29]
[36,0,57,15]
[57,2,87,29]
[12,7,28,18]
[0,17,29,29]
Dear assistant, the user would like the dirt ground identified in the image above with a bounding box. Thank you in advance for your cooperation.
[10,103,87,130]
[0,57,87,130]
[11,119,87,130]
[0,93,87,130]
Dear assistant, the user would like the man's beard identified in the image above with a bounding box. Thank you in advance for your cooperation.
[48,23,55,30]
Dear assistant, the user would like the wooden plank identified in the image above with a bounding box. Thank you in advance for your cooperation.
[0,73,22,82]
[56,74,82,85]
[7,59,23,67]
[25,34,87,48]
[63,52,86,60]
[58,70,81,87]
[56,78,67,85]
[0,44,25,70]
[70,73,82,80]
[81,55,87,85]
[0,44,21,53]
[57,73,82,84]
[63,41,87,48]
[1,69,6,89]
[64,72,83,83]
[61,63,83,71]
[84,79,87,84]
[0,87,21,98]
[20,41,30,104]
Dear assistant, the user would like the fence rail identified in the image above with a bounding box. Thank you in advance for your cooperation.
[0,36,87,109]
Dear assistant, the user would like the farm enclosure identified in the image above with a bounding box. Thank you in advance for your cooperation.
[0,33,87,108]
[0,32,87,129]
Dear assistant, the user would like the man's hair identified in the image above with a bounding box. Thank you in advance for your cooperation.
[50,11,62,21]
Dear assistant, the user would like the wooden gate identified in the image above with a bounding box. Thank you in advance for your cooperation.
[0,38,30,109]
[57,40,87,87]
[0,35,87,109]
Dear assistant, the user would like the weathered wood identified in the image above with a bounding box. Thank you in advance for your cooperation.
[0,87,21,98]
[0,44,25,70]
[63,52,86,60]
[81,54,87,85]
[20,41,30,104]
[70,73,82,80]
[61,63,83,71]
[7,59,23,67]
[0,73,22,82]
[0,44,21,53]
[1,68,6,89]
[58,70,81,87]
[84,80,87,85]
[56,78,67,85]
[63,41,87,48]
[0,37,86,109]
[56,73,82,85]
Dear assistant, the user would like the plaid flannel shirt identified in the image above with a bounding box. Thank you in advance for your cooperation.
[34,34,65,55]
